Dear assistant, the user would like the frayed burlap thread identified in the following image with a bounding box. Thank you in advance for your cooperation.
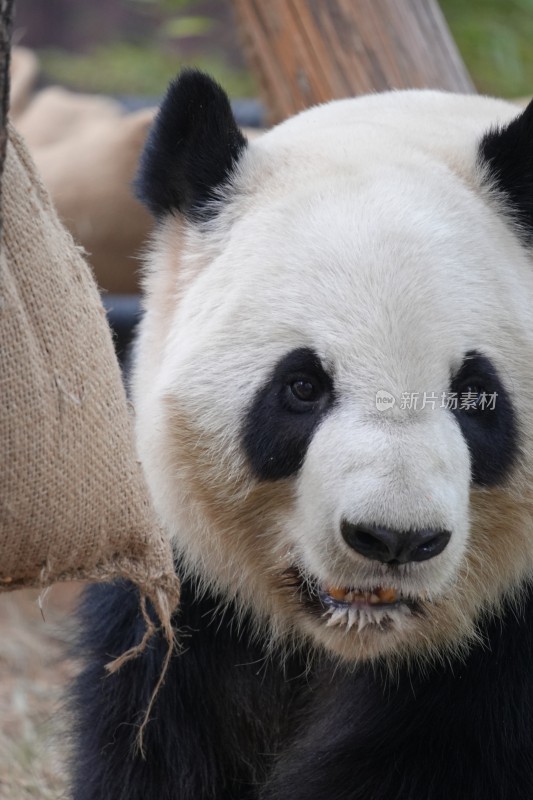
[0,124,180,747]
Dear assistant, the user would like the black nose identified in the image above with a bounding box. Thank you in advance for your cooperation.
[341,521,451,564]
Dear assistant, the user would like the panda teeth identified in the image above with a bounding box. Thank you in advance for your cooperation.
[325,608,348,627]
[324,605,392,631]
[322,593,409,632]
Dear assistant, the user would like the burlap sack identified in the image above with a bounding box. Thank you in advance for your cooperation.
[0,124,179,629]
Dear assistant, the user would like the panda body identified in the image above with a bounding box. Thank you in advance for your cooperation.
[73,573,533,800]
[72,73,533,799]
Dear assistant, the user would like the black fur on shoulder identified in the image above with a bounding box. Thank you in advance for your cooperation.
[479,98,533,244]
[69,577,307,800]
[71,577,533,799]
[135,69,247,221]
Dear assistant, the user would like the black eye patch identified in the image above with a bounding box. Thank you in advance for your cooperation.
[242,348,334,481]
[450,351,518,486]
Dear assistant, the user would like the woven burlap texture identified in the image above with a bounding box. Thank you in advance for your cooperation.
[0,123,180,619]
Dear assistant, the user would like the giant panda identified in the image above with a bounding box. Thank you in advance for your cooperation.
[71,70,533,800]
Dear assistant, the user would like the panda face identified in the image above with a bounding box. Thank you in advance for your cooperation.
[134,73,533,663]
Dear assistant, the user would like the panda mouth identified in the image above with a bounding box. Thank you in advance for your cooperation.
[284,567,422,629]
[318,584,415,630]
[321,585,400,608]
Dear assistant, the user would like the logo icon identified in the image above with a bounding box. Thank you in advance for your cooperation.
[375,390,396,411]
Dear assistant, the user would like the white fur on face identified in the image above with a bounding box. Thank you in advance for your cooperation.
[133,91,533,663]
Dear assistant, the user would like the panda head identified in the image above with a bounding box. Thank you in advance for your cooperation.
[133,70,533,665]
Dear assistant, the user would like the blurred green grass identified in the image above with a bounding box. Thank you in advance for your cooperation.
[40,42,256,98]
[38,0,533,99]
[442,0,533,97]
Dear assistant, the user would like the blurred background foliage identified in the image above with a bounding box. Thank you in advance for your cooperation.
[13,0,533,100]
[443,0,533,97]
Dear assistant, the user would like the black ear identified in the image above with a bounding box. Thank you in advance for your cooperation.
[135,70,247,221]
[479,99,533,243]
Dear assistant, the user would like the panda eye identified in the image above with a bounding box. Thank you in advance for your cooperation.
[450,354,497,415]
[285,374,325,411]
[454,381,487,413]
[290,378,319,402]
[243,348,335,480]
[447,350,516,487]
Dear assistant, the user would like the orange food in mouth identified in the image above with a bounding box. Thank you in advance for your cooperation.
[318,584,412,632]
[323,586,399,606]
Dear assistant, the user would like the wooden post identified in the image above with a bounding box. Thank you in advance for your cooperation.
[232,0,474,124]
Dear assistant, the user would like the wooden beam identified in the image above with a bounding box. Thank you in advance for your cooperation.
[232,0,474,124]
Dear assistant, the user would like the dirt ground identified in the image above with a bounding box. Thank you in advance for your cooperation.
[0,583,82,800]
